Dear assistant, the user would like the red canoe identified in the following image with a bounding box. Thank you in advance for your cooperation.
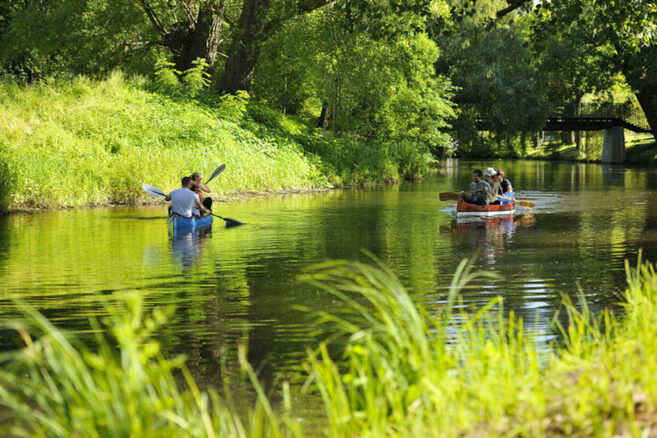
[456,198,515,217]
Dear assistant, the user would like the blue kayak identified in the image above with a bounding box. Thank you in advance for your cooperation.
[167,214,214,235]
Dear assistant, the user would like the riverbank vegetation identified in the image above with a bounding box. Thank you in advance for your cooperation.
[2,257,657,436]
[0,72,441,211]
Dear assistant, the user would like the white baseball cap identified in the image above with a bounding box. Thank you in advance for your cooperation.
[484,167,497,177]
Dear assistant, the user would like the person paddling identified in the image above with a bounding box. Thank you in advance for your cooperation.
[496,168,515,204]
[496,169,514,194]
[460,169,493,205]
[165,176,209,218]
[190,172,213,211]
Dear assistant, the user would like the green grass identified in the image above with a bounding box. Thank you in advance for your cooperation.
[0,72,432,211]
[301,256,657,436]
[3,256,657,436]
[625,134,657,164]
[524,131,657,163]
[0,293,300,438]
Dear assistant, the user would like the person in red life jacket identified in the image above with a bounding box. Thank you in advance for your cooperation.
[190,172,213,211]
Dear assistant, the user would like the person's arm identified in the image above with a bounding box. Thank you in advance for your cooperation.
[195,197,210,215]
[198,183,211,193]
[505,182,513,193]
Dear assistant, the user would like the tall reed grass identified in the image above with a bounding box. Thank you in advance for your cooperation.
[0,293,300,437]
[301,257,657,436]
[3,258,657,436]
[0,144,13,213]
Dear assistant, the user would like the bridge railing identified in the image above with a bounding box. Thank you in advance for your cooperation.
[548,103,650,131]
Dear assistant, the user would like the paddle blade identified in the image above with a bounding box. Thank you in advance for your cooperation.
[439,192,460,202]
[517,200,535,209]
[212,213,244,227]
[142,183,166,197]
[205,164,226,184]
[223,217,244,228]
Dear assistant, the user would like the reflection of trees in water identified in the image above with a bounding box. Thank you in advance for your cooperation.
[0,216,8,264]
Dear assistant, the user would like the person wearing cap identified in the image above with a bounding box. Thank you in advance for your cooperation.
[484,167,501,205]
[461,168,493,205]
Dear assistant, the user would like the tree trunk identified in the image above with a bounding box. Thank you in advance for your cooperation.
[561,103,575,145]
[622,46,657,139]
[167,1,225,72]
[636,89,657,139]
[317,100,328,128]
[216,0,329,94]
[217,0,270,94]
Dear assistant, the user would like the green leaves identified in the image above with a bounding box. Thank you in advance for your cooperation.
[155,57,210,100]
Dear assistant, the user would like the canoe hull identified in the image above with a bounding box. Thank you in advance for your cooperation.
[167,214,214,235]
[456,198,515,217]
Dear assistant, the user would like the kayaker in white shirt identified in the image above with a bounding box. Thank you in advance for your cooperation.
[165,176,210,218]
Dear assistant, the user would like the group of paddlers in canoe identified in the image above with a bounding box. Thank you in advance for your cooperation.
[460,167,515,206]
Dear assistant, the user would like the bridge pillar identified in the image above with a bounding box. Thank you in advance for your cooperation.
[601,126,625,163]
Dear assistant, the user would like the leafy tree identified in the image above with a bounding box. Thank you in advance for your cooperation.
[531,6,619,152]
[253,5,455,155]
[435,1,545,155]
[535,0,657,138]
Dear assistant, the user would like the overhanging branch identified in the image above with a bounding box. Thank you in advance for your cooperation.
[497,0,533,18]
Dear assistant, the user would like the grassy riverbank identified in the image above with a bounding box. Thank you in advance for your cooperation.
[0,73,432,213]
[2,257,657,436]
[523,131,657,163]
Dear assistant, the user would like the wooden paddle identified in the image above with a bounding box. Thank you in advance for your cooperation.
[142,183,244,226]
[439,192,462,201]
[439,188,486,202]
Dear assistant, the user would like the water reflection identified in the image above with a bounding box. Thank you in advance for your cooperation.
[441,213,536,263]
[169,229,212,269]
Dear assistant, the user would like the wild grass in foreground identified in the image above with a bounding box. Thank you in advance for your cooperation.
[302,257,657,437]
[2,257,657,436]
[0,294,299,438]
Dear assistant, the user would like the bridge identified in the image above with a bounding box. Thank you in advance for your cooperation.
[475,103,652,163]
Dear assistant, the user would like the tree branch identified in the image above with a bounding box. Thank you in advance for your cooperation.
[175,0,197,27]
[139,0,168,35]
[496,0,532,18]
[260,0,331,42]
[297,0,332,15]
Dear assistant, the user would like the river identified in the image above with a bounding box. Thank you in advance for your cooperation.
[1,159,656,414]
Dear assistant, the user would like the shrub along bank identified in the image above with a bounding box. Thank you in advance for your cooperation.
[0,72,433,213]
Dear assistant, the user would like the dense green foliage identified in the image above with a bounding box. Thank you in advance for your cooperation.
[0,73,439,210]
[0,73,322,208]
[4,257,657,436]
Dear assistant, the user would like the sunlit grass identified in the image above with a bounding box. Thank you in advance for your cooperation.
[0,73,432,210]
[0,72,325,209]
[0,293,300,438]
[3,257,657,436]
[301,257,657,436]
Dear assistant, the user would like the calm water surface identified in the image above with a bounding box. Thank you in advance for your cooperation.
[1,159,657,412]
